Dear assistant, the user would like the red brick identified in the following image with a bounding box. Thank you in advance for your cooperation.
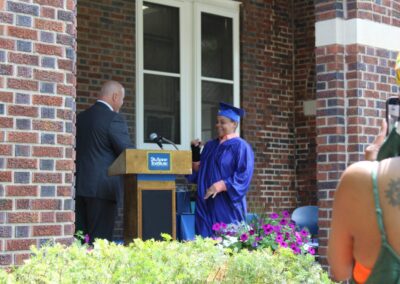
[34,70,64,83]
[32,225,62,236]
[56,159,74,170]
[32,120,63,132]
[15,200,30,210]
[57,186,72,196]
[33,173,62,183]
[0,171,12,182]
[40,6,55,19]
[57,109,73,120]
[32,146,63,157]
[8,26,38,40]
[9,52,39,66]
[40,212,55,223]
[8,132,38,143]
[0,38,14,50]
[58,59,73,71]
[0,145,12,156]
[6,185,38,197]
[35,18,64,32]
[32,199,61,210]
[63,224,74,235]
[57,84,75,96]
[32,95,63,106]
[0,117,13,128]
[57,134,73,145]
[0,199,12,210]
[7,79,38,91]
[0,91,13,102]
[14,253,31,265]
[35,43,63,56]
[7,158,37,169]
[56,212,74,222]
[6,240,36,251]
[7,212,39,223]
[66,0,75,10]
[8,105,38,117]
[34,0,63,8]
[55,237,74,246]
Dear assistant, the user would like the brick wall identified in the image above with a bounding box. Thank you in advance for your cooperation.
[241,0,298,214]
[315,0,400,266]
[0,0,76,265]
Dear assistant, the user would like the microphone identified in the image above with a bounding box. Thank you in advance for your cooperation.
[149,133,163,149]
[149,133,179,150]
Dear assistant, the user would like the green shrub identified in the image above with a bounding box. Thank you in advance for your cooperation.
[0,235,334,284]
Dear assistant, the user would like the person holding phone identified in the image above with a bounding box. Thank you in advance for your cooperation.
[186,102,255,238]
[328,56,400,283]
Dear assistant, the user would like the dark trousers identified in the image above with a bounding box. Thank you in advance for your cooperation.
[75,196,117,244]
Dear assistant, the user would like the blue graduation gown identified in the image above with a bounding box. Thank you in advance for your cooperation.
[187,137,254,237]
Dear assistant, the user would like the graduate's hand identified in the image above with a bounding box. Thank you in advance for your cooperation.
[204,184,218,199]
[365,120,387,161]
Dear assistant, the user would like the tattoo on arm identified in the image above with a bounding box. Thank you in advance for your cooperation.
[385,179,400,207]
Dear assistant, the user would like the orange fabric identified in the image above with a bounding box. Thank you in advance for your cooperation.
[219,133,239,144]
[353,261,372,284]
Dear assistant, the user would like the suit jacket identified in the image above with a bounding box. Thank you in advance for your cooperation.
[75,102,133,203]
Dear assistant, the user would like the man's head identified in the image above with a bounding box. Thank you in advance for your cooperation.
[98,81,125,112]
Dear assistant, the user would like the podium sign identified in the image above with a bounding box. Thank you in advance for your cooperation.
[109,149,191,243]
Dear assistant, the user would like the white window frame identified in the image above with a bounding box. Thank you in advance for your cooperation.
[136,0,240,150]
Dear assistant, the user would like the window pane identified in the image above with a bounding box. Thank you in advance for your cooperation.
[144,74,180,144]
[201,81,233,141]
[143,2,179,73]
[201,13,232,80]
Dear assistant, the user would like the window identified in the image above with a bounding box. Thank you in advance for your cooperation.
[136,0,240,149]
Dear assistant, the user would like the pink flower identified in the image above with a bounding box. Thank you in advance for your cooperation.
[279,241,288,248]
[212,223,221,231]
[308,247,316,255]
[249,229,255,235]
[240,233,249,242]
[220,222,227,229]
[282,210,290,218]
[270,213,279,219]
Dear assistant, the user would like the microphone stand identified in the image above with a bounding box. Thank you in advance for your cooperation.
[161,137,179,150]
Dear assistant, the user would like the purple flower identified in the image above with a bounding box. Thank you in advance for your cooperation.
[279,218,288,226]
[300,229,309,237]
[291,244,301,254]
[255,236,263,241]
[279,241,288,248]
[249,229,255,236]
[270,213,279,219]
[252,242,258,248]
[220,222,227,229]
[240,233,249,242]
[282,210,290,218]
[289,223,295,230]
[275,235,283,243]
[262,224,273,234]
[273,225,281,233]
[84,234,90,244]
[308,247,316,255]
[212,223,221,231]
[285,232,290,239]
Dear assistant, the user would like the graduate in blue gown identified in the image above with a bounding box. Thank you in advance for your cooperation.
[187,102,255,237]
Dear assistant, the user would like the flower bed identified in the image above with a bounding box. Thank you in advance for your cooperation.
[0,234,333,283]
[212,211,317,255]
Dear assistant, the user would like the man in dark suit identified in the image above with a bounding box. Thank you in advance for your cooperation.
[75,80,133,243]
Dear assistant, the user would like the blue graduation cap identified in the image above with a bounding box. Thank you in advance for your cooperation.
[218,102,245,122]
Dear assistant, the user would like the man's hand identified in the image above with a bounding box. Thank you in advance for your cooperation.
[365,120,387,161]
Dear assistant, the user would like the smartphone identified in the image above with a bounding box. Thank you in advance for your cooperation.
[386,96,400,135]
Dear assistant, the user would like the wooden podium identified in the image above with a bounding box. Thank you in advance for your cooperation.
[108,149,191,243]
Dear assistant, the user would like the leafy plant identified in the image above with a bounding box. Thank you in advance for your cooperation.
[0,234,333,283]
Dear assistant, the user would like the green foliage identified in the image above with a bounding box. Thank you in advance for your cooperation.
[0,236,334,284]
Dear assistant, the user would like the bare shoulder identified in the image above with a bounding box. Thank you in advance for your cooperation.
[336,161,376,196]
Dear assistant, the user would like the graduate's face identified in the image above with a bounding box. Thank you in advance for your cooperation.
[216,116,237,137]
